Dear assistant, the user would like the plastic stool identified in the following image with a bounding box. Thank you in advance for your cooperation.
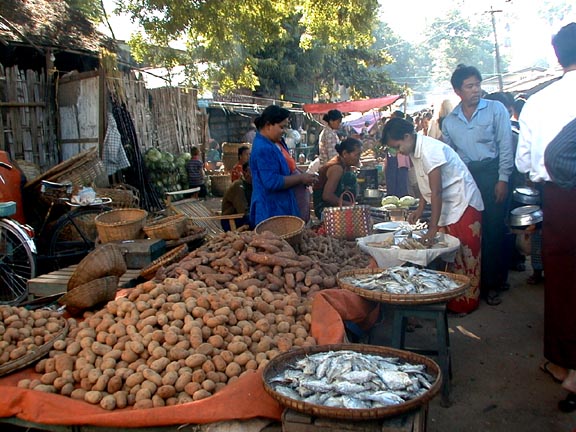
[390,302,452,407]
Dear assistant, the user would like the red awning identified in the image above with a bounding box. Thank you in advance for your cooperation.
[303,95,402,114]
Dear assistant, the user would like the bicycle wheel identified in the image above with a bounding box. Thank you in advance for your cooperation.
[0,219,36,305]
[48,206,110,268]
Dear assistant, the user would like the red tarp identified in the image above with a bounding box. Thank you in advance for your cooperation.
[0,289,380,428]
[303,95,402,114]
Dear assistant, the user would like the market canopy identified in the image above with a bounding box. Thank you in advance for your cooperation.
[303,95,402,114]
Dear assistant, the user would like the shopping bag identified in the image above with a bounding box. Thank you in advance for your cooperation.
[323,191,371,240]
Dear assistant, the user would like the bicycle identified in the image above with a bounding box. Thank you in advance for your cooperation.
[0,160,111,305]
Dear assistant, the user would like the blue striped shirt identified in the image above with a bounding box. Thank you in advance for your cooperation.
[545,117,576,189]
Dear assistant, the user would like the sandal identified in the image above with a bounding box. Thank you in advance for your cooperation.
[485,290,502,306]
[540,361,567,383]
[558,393,576,413]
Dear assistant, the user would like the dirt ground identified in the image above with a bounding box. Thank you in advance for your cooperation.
[418,267,576,432]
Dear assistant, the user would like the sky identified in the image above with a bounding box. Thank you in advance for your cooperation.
[100,0,576,75]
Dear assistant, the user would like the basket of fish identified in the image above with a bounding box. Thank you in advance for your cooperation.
[337,266,470,305]
[262,344,441,420]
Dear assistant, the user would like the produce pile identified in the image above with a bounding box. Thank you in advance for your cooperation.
[160,229,372,297]
[380,195,418,210]
[144,148,191,195]
[15,230,371,410]
[0,307,67,366]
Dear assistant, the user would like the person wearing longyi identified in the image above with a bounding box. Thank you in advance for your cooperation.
[249,105,317,226]
[381,117,484,314]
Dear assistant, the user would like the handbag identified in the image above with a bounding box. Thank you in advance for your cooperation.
[323,191,371,240]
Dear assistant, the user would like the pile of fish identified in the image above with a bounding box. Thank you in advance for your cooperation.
[268,350,435,409]
[340,266,461,295]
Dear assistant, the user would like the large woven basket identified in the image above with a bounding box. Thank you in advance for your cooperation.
[59,276,119,315]
[262,343,441,420]
[209,174,231,197]
[68,243,127,290]
[94,185,140,209]
[0,319,69,377]
[337,268,470,305]
[95,208,148,243]
[255,215,305,246]
[140,244,188,280]
[144,214,187,240]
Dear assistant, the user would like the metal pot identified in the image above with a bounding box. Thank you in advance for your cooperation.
[513,187,541,205]
[509,205,543,227]
[364,188,382,199]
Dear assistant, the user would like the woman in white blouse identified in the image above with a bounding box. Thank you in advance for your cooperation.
[381,117,484,315]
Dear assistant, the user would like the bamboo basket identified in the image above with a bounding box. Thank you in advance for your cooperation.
[94,185,140,209]
[139,244,188,280]
[58,276,119,315]
[143,214,187,240]
[222,142,251,171]
[68,243,127,290]
[337,268,470,305]
[0,319,69,377]
[255,215,305,246]
[209,174,231,197]
[262,343,441,420]
[95,208,148,243]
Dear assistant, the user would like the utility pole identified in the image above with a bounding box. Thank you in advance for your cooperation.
[487,6,504,92]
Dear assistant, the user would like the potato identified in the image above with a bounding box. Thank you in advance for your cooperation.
[84,390,104,404]
[143,368,163,387]
[192,389,212,401]
[227,341,247,355]
[100,394,117,410]
[225,362,242,378]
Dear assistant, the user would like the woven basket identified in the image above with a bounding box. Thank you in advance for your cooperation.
[68,243,127,290]
[255,215,305,246]
[144,214,187,240]
[209,174,231,197]
[95,208,148,243]
[337,268,470,305]
[0,319,69,377]
[262,343,441,420]
[140,244,188,280]
[54,156,106,188]
[15,159,41,183]
[59,276,119,315]
[94,185,140,209]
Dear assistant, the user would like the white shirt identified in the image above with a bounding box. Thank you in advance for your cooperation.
[412,135,484,226]
[516,70,576,182]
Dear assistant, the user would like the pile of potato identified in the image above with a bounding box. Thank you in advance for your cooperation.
[161,229,371,296]
[0,306,67,366]
[19,275,314,410]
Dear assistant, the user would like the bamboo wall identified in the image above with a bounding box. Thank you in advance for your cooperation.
[0,65,58,171]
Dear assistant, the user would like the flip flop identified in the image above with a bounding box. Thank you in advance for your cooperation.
[558,393,576,413]
[540,361,564,383]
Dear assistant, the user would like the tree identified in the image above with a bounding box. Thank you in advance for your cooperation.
[110,0,380,94]
[424,9,509,84]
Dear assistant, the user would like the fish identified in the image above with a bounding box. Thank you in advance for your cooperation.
[268,350,436,410]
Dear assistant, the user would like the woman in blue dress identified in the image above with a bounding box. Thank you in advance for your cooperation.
[250,105,317,226]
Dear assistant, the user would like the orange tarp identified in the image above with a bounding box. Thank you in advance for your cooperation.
[0,290,379,428]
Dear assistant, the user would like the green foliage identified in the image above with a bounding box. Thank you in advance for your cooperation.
[65,0,104,23]
[113,0,380,94]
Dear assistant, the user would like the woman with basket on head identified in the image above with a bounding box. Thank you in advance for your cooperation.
[249,105,317,226]
[312,137,362,219]
[381,117,484,314]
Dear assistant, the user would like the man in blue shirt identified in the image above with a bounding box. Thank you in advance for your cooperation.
[442,64,514,306]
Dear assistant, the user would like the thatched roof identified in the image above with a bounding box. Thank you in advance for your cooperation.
[0,0,114,54]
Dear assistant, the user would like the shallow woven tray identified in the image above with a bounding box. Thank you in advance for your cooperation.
[164,226,206,248]
[255,215,305,246]
[262,343,441,420]
[0,319,69,377]
[139,244,188,280]
[337,268,470,305]
[144,214,187,240]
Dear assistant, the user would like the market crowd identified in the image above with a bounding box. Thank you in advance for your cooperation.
[187,21,576,414]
